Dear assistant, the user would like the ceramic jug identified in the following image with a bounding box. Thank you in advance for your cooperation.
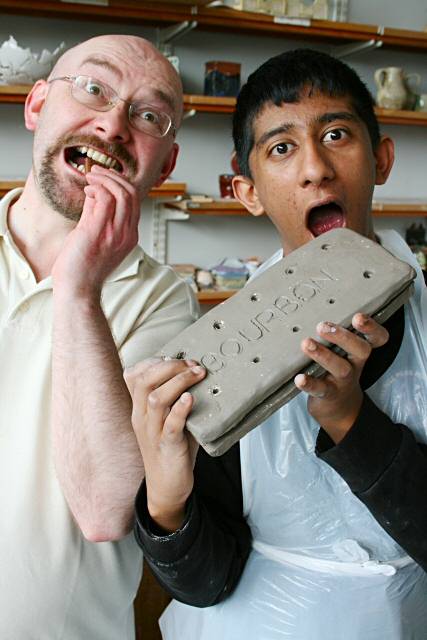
[404,73,421,110]
[374,67,408,110]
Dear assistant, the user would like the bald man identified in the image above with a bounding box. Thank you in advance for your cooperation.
[0,35,197,639]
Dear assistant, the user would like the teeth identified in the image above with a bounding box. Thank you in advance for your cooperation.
[69,146,122,172]
[86,147,120,170]
[77,164,85,173]
[93,151,106,163]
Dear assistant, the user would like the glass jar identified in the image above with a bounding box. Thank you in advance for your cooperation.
[204,61,241,97]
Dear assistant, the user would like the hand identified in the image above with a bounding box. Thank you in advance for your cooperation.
[124,358,206,532]
[52,165,140,298]
[294,313,389,443]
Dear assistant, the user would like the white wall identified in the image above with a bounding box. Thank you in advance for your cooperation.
[1,4,426,269]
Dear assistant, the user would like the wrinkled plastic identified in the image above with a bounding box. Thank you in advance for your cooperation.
[160,230,427,640]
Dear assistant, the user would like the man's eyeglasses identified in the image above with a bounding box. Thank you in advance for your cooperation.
[48,75,176,139]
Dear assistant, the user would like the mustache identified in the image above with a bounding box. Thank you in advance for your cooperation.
[52,134,137,176]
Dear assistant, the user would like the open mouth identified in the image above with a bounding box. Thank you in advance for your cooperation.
[65,146,123,175]
[307,202,344,237]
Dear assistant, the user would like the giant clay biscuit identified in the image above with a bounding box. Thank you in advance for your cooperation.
[159,228,416,456]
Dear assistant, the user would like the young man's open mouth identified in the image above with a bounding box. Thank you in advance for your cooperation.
[307,200,345,237]
[64,145,124,175]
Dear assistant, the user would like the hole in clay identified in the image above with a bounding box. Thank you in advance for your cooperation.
[250,293,259,302]
[327,298,335,304]
[321,243,331,250]
[213,320,224,330]
[292,326,300,333]
[210,386,221,396]
[252,356,260,364]
[285,267,295,275]
[363,270,374,279]
[175,351,186,359]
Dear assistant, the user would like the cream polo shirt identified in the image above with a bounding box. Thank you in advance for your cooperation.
[0,189,198,640]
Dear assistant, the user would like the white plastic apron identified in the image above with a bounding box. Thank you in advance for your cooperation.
[160,230,427,640]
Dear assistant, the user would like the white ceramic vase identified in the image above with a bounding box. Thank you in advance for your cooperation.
[374,67,408,110]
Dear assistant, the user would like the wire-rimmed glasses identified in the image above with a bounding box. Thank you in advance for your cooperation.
[48,75,176,139]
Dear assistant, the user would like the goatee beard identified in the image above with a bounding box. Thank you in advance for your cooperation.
[36,135,137,222]
[38,139,86,222]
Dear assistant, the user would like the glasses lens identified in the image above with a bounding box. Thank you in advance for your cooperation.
[72,76,112,111]
[63,76,174,136]
[130,104,172,138]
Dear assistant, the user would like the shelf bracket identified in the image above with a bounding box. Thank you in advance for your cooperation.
[333,38,383,59]
[151,201,189,264]
[156,21,198,48]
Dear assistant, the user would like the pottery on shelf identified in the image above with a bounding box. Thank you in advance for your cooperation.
[374,67,421,111]
[415,93,427,112]
[404,73,422,110]
[0,36,66,85]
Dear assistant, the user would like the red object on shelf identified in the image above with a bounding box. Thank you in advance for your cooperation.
[219,173,235,198]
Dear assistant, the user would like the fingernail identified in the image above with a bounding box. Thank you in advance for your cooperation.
[295,374,306,387]
[318,321,336,334]
[185,359,198,367]
[358,313,369,325]
[305,339,317,352]
[180,392,191,403]
[191,366,204,375]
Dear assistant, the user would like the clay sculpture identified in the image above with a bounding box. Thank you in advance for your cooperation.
[159,228,416,456]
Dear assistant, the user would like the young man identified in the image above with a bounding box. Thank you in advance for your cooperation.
[128,50,427,639]
[0,35,197,639]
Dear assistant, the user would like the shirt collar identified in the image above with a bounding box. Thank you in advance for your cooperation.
[0,187,21,238]
[0,187,145,283]
[106,244,145,282]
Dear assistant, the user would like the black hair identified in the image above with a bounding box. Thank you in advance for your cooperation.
[232,48,380,177]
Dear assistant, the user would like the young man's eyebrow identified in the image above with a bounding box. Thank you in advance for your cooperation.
[316,111,358,125]
[256,123,294,148]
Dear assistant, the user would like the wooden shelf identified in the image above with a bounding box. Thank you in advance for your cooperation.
[0,2,426,52]
[375,107,427,127]
[185,97,427,126]
[149,182,187,198]
[183,94,236,114]
[167,199,427,218]
[166,199,253,215]
[0,180,186,199]
[371,200,427,217]
[0,0,193,25]
[0,84,29,104]
[3,188,425,218]
[3,88,427,127]
[197,289,235,304]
